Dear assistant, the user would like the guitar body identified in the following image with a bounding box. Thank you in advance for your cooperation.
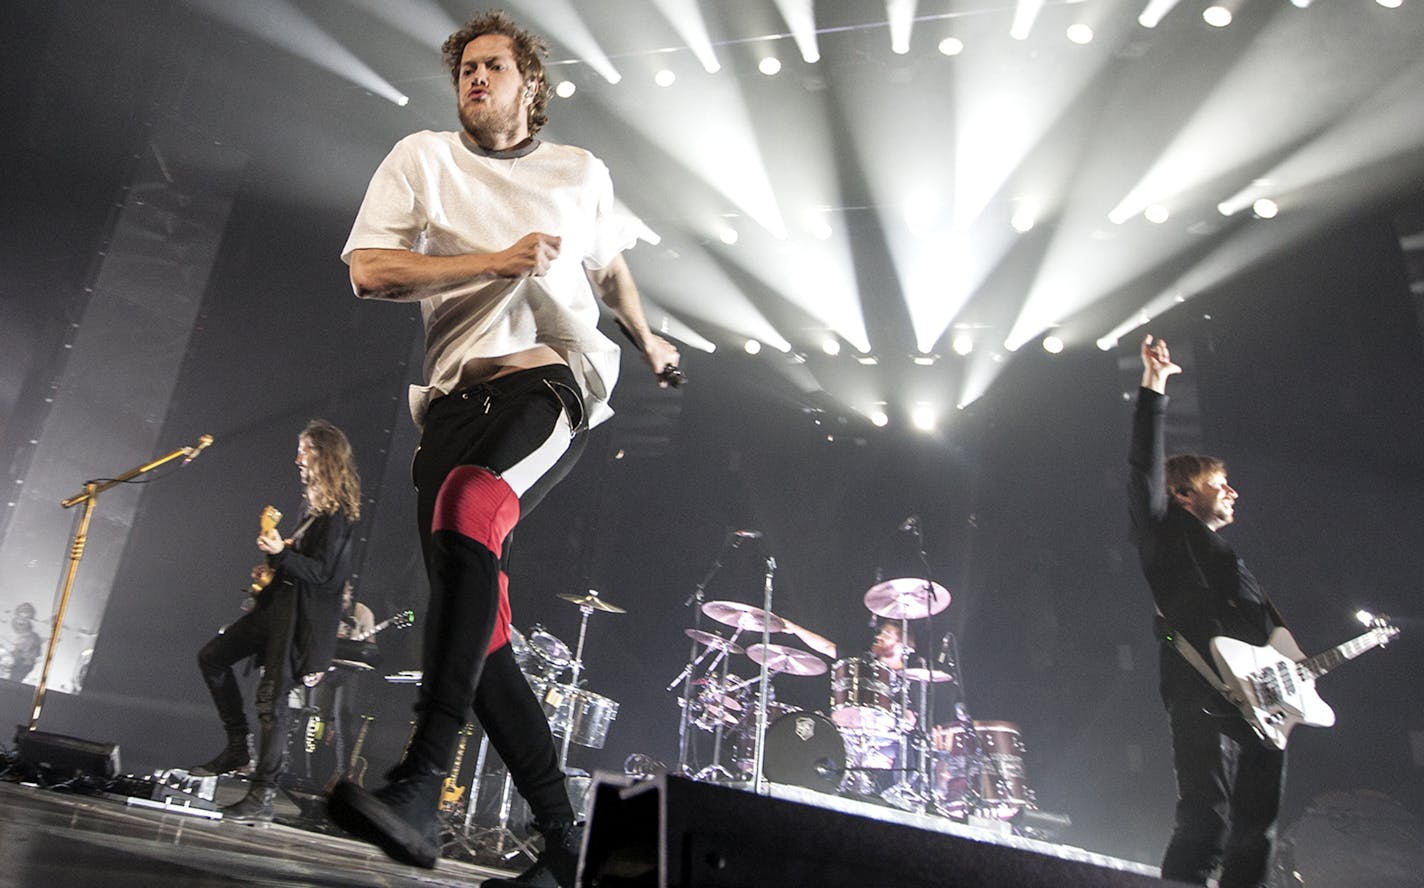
[1211,628,1336,750]
[248,505,283,597]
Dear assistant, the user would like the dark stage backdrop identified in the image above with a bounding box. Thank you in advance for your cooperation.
[2,0,1423,871]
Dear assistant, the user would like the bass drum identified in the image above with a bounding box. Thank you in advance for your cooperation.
[759,710,846,795]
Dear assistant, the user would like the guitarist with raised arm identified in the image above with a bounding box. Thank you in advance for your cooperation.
[188,420,361,825]
[1128,335,1285,888]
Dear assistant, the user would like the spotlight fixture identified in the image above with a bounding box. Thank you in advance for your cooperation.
[1042,335,1064,354]
[396,95,410,107]
[654,69,676,88]
[911,404,936,432]
[744,339,762,355]
[854,353,879,366]
[1251,198,1278,219]
[821,337,841,356]
[717,225,739,245]
[912,353,938,366]
[952,333,974,356]
[555,81,577,98]
[870,409,889,428]
[1202,6,1232,26]
[1144,205,1170,224]
[938,37,965,56]
[758,57,782,76]
[1066,24,1094,44]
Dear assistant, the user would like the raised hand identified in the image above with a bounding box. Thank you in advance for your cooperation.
[1140,334,1181,393]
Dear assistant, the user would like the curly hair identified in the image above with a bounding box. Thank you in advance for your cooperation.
[442,9,551,136]
[300,420,362,522]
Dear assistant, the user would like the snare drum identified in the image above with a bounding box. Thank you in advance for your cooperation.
[527,626,573,680]
[541,684,620,749]
[830,656,895,733]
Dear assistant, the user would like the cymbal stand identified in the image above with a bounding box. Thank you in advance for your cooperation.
[671,538,735,775]
[691,633,742,783]
[751,556,776,795]
[460,732,538,864]
[557,598,598,773]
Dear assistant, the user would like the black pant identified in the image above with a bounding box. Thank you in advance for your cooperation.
[1160,700,1286,888]
[311,666,360,779]
[197,597,298,786]
[407,365,587,826]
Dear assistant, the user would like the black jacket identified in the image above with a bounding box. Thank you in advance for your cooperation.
[261,507,354,676]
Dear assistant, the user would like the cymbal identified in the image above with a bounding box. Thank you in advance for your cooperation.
[702,600,786,633]
[745,643,827,676]
[557,590,626,613]
[779,619,837,659]
[684,628,743,654]
[863,578,950,620]
[902,666,954,684]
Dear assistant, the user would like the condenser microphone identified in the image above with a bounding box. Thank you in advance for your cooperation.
[182,434,214,466]
[898,515,919,532]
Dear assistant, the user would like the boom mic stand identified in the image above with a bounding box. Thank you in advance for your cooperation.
[670,534,735,776]
[28,434,213,730]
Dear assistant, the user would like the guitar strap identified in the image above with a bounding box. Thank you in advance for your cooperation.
[1155,606,1238,702]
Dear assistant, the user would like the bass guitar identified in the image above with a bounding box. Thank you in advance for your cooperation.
[332,610,415,671]
[247,505,283,597]
[1209,616,1399,750]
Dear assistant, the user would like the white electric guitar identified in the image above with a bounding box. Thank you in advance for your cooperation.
[1209,617,1399,750]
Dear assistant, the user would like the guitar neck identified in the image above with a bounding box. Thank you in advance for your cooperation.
[1301,631,1388,680]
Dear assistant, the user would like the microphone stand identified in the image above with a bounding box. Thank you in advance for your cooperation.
[671,535,734,776]
[28,436,211,730]
[751,556,776,796]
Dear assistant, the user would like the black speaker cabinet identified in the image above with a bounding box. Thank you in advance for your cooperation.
[15,728,121,780]
[581,774,1168,888]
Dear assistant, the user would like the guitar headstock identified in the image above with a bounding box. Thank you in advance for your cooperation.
[1366,615,1400,646]
[392,609,415,631]
[260,505,283,535]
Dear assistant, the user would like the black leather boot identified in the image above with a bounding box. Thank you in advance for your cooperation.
[222,783,276,824]
[483,820,583,887]
[327,760,444,869]
[189,731,253,777]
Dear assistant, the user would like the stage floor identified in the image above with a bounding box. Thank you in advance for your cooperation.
[0,779,520,887]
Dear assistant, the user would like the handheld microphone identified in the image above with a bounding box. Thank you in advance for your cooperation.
[182,434,214,466]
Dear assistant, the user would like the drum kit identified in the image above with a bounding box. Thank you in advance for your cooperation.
[671,577,1035,824]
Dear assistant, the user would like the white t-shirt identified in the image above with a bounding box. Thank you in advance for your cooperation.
[342,130,657,429]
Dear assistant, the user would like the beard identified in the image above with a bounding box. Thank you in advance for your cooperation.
[459,97,524,147]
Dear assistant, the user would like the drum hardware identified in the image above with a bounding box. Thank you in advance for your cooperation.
[553,589,623,772]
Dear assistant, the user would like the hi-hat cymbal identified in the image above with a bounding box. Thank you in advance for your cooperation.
[745,643,827,676]
[557,590,626,613]
[902,666,955,684]
[684,628,743,654]
[863,578,951,620]
[779,619,837,659]
[701,600,786,633]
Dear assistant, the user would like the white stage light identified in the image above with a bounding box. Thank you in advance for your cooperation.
[1042,335,1064,354]
[1203,6,1232,27]
[1144,204,1170,224]
[759,57,782,76]
[555,81,577,98]
[854,353,879,366]
[938,37,964,56]
[1252,198,1279,219]
[1356,610,1375,624]
[911,404,936,432]
[1066,24,1094,45]
[952,333,974,356]
[912,353,937,366]
[655,69,677,88]
[821,336,842,356]
[870,409,889,428]
[744,339,762,355]
[396,95,410,107]
[718,225,739,245]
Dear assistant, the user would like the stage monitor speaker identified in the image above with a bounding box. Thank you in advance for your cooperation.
[581,774,1167,888]
[14,728,121,781]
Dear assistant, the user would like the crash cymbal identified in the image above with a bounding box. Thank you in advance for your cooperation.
[684,628,743,654]
[701,600,787,633]
[557,590,626,613]
[901,666,955,684]
[779,619,837,659]
[745,643,827,676]
[863,578,951,620]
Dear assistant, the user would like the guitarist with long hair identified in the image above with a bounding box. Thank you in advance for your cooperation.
[189,420,361,824]
[1129,335,1286,888]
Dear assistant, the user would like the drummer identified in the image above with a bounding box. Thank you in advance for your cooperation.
[870,619,914,672]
